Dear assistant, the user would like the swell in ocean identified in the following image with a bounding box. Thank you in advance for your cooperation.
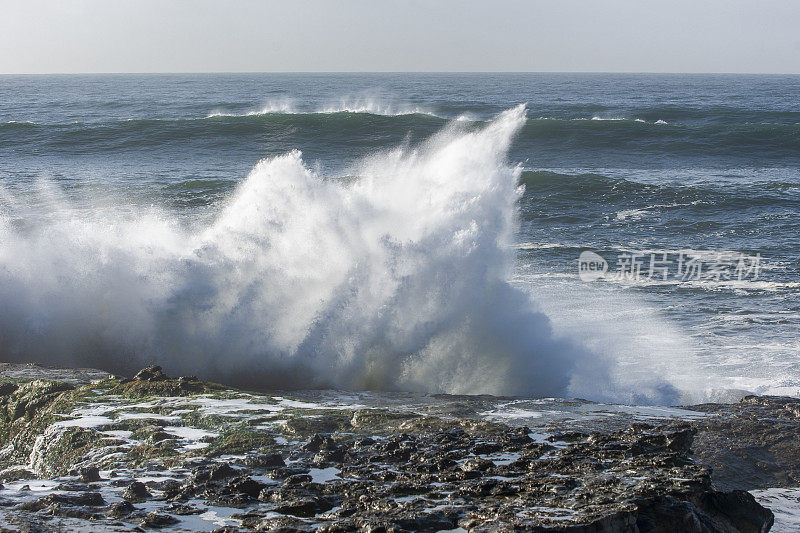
[4,111,799,156]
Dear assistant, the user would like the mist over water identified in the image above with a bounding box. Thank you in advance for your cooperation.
[1,106,678,401]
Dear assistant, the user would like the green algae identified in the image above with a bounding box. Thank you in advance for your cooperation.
[110,376,225,399]
[203,427,276,457]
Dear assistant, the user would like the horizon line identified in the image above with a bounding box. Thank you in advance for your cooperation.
[2,70,799,76]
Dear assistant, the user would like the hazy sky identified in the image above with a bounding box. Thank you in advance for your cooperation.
[2,0,799,74]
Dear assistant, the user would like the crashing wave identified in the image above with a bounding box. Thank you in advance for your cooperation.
[0,106,678,402]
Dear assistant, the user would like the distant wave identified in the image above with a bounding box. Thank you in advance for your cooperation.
[0,112,446,151]
[0,120,38,129]
[515,242,574,250]
[5,115,799,160]
[519,170,800,209]
[586,275,799,294]
[613,201,703,221]
[533,116,669,125]
[206,98,441,118]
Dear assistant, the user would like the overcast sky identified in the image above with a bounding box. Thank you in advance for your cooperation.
[2,0,799,74]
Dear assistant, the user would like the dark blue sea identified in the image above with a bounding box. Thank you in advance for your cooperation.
[0,73,798,403]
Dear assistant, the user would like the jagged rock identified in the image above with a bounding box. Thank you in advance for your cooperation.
[272,497,333,517]
[122,480,152,502]
[209,463,238,481]
[471,441,503,454]
[17,492,105,511]
[666,426,696,454]
[162,502,206,515]
[691,395,800,490]
[133,366,168,382]
[313,447,347,464]
[79,466,101,483]
[28,426,104,477]
[460,457,495,472]
[149,430,174,443]
[244,453,285,468]
[692,490,775,532]
[107,500,136,518]
[205,428,275,456]
[305,433,339,453]
[283,474,312,485]
[350,409,419,429]
[0,468,35,482]
[226,477,263,499]
[140,511,180,528]
[0,380,74,430]
[284,415,351,435]
[0,371,783,532]
[117,366,223,397]
[255,515,315,532]
[635,491,774,533]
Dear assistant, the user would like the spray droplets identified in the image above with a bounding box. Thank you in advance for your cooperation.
[0,106,636,399]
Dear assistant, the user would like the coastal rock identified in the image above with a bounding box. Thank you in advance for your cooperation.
[691,395,800,490]
[0,379,75,439]
[0,371,782,532]
[133,366,168,382]
[116,365,224,397]
[140,511,180,528]
[79,465,101,483]
[18,492,106,511]
[122,480,152,501]
[107,500,137,518]
[28,426,104,477]
[244,453,285,469]
[273,497,333,517]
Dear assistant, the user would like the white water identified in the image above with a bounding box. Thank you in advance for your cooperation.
[206,96,435,118]
[0,106,679,402]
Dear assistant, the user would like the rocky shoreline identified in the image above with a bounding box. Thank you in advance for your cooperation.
[0,364,794,532]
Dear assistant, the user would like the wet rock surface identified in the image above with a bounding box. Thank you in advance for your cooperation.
[691,395,800,491]
[0,366,790,531]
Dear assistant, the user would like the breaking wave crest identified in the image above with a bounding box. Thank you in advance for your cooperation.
[206,97,437,118]
[0,106,677,402]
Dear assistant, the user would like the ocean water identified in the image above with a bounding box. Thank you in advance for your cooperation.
[0,73,797,404]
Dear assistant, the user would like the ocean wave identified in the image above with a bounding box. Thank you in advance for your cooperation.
[520,119,800,156]
[0,106,678,402]
[613,201,705,221]
[534,116,669,125]
[518,170,800,210]
[162,178,234,192]
[595,277,798,293]
[515,242,574,250]
[0,113,446,152]
[206,98,441,118]
[0,120,38,129]
[5,114,799,161]
[614,208,649,221]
